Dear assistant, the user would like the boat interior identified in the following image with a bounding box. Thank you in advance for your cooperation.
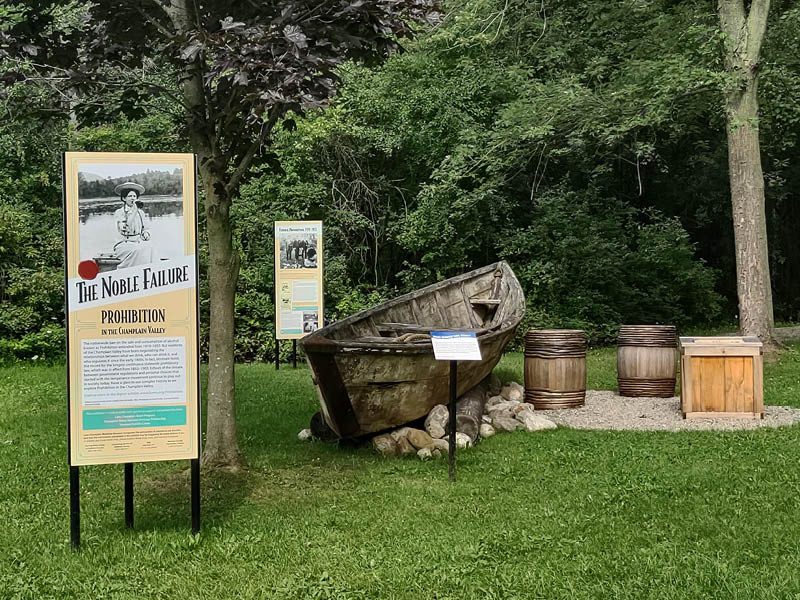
[321,263,523,345]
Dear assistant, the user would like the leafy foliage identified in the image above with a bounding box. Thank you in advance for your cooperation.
[244,0,734,339]
[2,0,800,362]
[501,186,721,343]
[0,86,65,348]
[1,0,442,179]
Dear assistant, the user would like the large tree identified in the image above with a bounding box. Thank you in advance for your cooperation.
[717,0,776,347]
[1,0,438,468]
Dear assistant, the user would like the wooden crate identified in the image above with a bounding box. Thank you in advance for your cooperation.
[679,336,763,419]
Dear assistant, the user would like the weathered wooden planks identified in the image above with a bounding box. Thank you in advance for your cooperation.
[300,262,525,438]
[455,386,487,442]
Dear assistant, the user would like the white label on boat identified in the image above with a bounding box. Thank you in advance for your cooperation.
[430,331,483,361]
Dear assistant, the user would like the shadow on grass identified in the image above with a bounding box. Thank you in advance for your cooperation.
[134,465,255,532]
[133,440,379,529]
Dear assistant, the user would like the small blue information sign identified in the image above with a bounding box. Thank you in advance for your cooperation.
[430,331,483,361]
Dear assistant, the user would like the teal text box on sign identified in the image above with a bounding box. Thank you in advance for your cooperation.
[83,406,187,430]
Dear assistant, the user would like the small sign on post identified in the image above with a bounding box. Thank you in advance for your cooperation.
[273,221,323,369]
[431,331,483,362]
[430,331,482,482]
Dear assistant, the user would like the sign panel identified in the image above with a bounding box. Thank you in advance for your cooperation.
[63,152,200,466]
[430,331,483,361]
[274,221,323,339]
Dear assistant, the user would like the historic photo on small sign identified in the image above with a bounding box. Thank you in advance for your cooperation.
[279,232,319,269]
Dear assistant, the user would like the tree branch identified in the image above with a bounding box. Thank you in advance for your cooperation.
[225,107,282,195]
[133,5,175,39]
[745,0,771,61]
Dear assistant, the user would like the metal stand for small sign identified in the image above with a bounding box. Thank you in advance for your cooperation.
[430,331,482,483]
[69,460,201,549]
[448,360,457,482]
[275,338,298,370]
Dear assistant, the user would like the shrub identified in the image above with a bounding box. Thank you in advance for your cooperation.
[500,186,721,344]
[0,326,65,362]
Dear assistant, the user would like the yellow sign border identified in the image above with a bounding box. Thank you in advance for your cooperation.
[64,152,200,466]
[274,220,324,340]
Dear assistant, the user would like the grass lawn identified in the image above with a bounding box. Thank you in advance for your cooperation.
[2,345,800,599]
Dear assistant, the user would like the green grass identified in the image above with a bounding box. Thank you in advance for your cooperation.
[2,347,800,599]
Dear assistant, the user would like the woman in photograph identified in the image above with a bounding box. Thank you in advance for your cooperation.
[113,181,154,267]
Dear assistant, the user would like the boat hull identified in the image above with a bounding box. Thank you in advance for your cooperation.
[301,262,525,438]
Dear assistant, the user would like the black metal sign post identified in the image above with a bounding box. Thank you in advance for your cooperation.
[69,459,200,548]
[448,360,457,482]
[121,459,199,535]
[191,458,200,535]
[124,463,134,528]
[275,337,280,370]
[70,466,80,548]
[292,340,297,368]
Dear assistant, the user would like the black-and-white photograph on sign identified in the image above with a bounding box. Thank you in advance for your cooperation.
[78,163,185,274]
[302,311,319,333]
[279,233,319,269]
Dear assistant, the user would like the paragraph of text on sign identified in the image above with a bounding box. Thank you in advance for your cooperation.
[81,337,187,406]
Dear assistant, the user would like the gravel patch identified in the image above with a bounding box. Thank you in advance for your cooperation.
[535,390,800,432]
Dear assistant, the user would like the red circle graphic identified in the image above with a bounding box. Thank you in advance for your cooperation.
[78,259,100,280]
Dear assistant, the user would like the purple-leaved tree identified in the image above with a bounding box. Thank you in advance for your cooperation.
[1,0,440,468]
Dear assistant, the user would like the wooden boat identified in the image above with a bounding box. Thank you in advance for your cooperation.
[92,254,172,273]
[94,253,122,273]
[300,261,525,438]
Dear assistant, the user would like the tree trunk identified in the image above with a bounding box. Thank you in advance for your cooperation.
[725,77,775,346]
[718,0,776,349]
[165,0,244,467]
[201,164,243,468]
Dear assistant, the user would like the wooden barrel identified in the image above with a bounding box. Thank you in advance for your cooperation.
[617,325,677,397]
[524,329,587,409]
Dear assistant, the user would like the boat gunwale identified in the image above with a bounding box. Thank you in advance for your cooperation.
[300,261,523,354]
[301,326,519,354]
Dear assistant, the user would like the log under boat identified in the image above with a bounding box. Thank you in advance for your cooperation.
[300,261,525,438]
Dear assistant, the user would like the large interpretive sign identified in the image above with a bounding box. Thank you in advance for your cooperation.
[63,152,200,466]
[274,221,324,339]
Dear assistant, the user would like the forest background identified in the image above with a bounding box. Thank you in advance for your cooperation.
[1,0,799,363]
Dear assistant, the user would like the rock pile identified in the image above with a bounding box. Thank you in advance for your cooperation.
[369,376,557,459]
[298,373,558,457]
